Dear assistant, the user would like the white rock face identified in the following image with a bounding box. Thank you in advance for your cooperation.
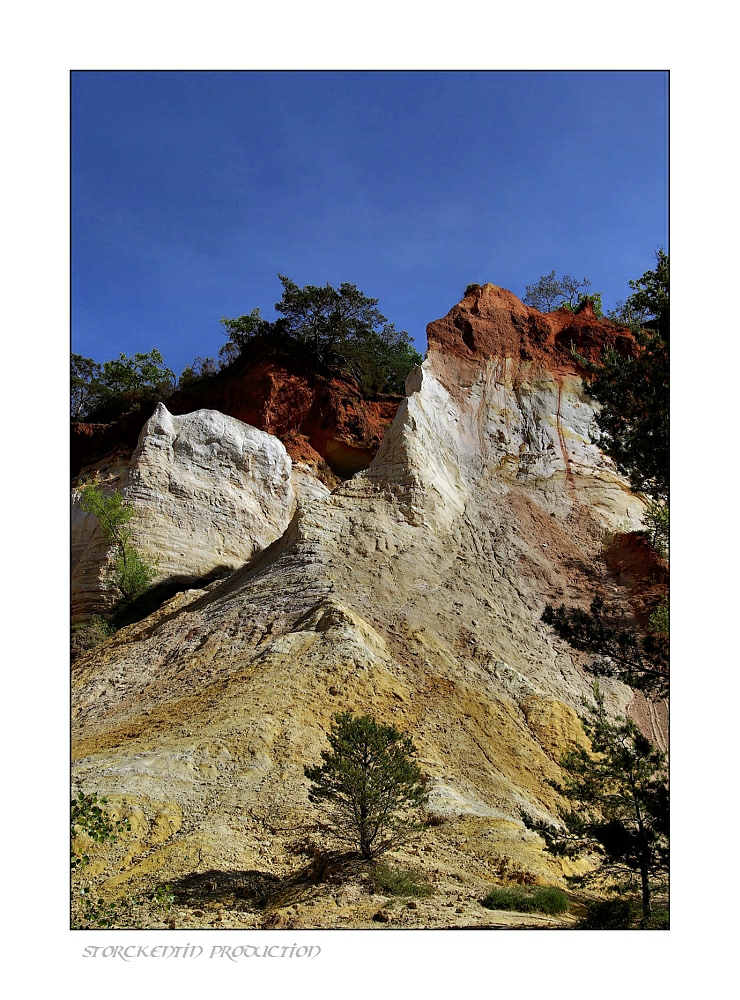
[364,355,645,531]
[72,405,296,620]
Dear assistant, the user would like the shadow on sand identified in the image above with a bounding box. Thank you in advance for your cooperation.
[169,850,371,914]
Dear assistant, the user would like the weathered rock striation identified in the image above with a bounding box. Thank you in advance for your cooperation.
[71,405,311,622]
[71,285,666,928]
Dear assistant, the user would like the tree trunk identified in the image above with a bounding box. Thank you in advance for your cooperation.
[639,859,652,924]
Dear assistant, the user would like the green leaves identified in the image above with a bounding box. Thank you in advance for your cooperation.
[220,276,422,395]
[305,712,427,860]
[525,684,668,923]
[100,350,175,396]
[542,596,668,697]
[643,500,669,558]
[71,349,176,421]
[71,790,130,869]
[79,483,134,544]
[219,307,270,349]
[72,882,174,929]
[586,328,668,501]
[587,250,669,502]
[113,546,157,602]
[626,248,669,339]
[78,483,157,603]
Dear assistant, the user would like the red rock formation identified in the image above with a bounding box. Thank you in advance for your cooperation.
[605,531,669,627]
[71,346,402,481]
[426,283,634,380]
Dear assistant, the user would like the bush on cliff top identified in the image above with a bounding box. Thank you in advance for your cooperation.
[220,276,422,396]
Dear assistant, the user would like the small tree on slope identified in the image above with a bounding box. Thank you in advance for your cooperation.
[79,483,157,603]
[525,684,668,926]
[305,712,428,860]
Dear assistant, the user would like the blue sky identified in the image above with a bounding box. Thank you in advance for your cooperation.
[72,70,668,373]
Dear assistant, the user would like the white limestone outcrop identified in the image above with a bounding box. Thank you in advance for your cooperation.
[72,405,296,620]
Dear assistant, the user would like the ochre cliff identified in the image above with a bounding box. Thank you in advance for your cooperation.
[71,286,666,929]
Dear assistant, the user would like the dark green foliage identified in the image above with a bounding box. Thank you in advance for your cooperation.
[73,884,174,930]
[98,350,176,397]
[340,324,422,395]
[71,790,130,869]
[543,252,669,698]
[220,276,422,396]
[578,895,668,929]
[609,249,669,338]
[71,354,103,419]
[582,250,669,502]
[581,331,668,501]
[481,886,570,915]
[370,863,434,897]
[218,340,241,369]
[464,283,482,295]
[524,684,668,926]
[79,483,157,603]
[643,500,669,558]
[74,349,176,422]
[274,275,385,361]
[648,601,669,636]
[178,355,218,389]
[542,596,668,697]
[70,616,113,660]
[524,271,602,314]
[578,896,640,929]
[305,712,428,860]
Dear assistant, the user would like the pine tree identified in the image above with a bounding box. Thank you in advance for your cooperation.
[542,597,668,698]
[526,684,668,926]
[305,713,427,860]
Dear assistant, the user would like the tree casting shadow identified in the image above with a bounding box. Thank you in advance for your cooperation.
[168,851,371,913]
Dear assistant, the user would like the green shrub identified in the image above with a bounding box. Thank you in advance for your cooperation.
[529,887,571,914]
[578,896,639,929]
[71,617,113,660]
[71,790,130,868]
[79,482,157,603]
[113,546,158,603]
[481,885,570,915]
[73,884,174,929]
[648,601,669,636]
[643,500,669,558]
[465,283,482,295]
[370,863,433,898]
[644,907,669,929]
